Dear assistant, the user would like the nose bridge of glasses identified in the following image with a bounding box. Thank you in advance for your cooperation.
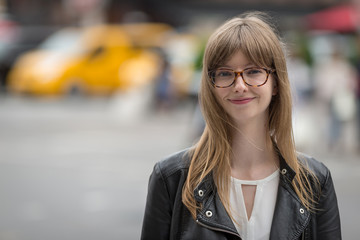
[236,70,247,81]
[234,71,242,79]
[233,70,247,87]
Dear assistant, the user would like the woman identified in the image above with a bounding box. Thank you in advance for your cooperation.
[141,12,341,240]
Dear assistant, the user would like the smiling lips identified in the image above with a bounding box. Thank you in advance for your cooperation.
[228,97,255,105]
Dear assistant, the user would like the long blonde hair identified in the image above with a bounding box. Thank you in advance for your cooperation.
[182,12,318,219]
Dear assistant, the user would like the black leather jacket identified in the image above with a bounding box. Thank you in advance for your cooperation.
[141,149,341,240]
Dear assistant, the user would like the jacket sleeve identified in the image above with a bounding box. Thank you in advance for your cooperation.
[316,168,341,239]
[141,163,172,240]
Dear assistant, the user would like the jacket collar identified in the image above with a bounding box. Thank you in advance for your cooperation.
[194,173,240,237]
[193,154,310,239]
[194,173,214,203]
[270,155,310,239]
[279,154,296,182]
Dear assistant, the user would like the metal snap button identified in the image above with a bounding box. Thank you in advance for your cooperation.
[281,169,287,175]
[300,208,305,214]
[205,210,213,218]
[198,190,204,197]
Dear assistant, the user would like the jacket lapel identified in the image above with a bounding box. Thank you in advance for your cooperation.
[194,174,240,238]
[270,159,310,240]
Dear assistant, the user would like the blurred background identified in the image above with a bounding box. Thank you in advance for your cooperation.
[0,0,359,239]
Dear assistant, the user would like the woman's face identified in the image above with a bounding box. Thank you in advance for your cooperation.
[213,50,277,126]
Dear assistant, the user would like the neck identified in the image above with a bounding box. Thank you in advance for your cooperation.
[230,120,278,180]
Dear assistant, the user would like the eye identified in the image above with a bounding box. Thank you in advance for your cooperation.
[245,68,264,75]
[216,70,233,77]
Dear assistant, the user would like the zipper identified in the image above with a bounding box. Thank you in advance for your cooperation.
[196,219,241,239]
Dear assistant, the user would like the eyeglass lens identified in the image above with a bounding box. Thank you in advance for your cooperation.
[212,68,268,87]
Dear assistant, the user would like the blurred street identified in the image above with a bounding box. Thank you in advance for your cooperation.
[0,94,195,240]
[0,94,359,240]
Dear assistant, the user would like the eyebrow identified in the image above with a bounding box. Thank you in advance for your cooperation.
[220,63,257,69]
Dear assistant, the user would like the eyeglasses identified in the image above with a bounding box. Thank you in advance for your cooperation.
[209,67,275,88]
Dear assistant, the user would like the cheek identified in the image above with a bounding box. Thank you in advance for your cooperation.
[264,77,277,99]
[214,88,228,101]
[213,89,230,110]
[259,81,276,106]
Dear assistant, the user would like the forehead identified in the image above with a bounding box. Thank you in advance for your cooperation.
[223,50,255,69]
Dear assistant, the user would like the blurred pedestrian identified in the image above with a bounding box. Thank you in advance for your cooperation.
[287,47,313,105]
[356,66,360,153]
[287,46,316,151]
[354,34,360,152]
[141,12,341,240]
[313,47,357,152]
[154,54,174,111]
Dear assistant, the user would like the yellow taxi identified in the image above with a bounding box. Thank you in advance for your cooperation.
[8,23,173,96]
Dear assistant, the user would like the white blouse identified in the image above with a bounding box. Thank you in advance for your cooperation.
[229,170,279,240]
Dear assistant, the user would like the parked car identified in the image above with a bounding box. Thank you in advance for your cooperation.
[0,25,57,91]
[7,23,173,96]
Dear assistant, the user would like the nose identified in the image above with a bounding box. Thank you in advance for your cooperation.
[233,73,248,92]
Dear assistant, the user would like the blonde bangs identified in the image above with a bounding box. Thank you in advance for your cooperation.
[205,16,279,72]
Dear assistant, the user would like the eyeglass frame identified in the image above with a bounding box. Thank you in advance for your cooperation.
[208,67,276,88]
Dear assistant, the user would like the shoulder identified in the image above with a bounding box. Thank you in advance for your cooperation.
[148,148,191,203]
[297,152,331,186]
[154,148,192,179]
